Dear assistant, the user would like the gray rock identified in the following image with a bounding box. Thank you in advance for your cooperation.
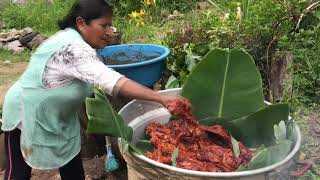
[197,1,211,10]
[167,10,184,21]
[21,27,33,37]
[0,29,20,42]
[27,34,47,49]
[0,42,5,49]
[5,40,25,53]
[12,0,28,4]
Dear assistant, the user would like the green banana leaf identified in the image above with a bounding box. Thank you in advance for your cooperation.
[238,139,292,171]
[238,120,293,171]
[135,140,153,154]
[224,104,290,147]
[181,48,265,121]
[85,88,133,141]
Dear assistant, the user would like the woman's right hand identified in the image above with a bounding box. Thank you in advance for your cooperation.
[161,95,192,116]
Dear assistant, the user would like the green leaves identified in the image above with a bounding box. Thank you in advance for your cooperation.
[85,88,133,141]
[134,140,153,154]
[171,148,179,167]
[181,48,290,147]
[274,120,287,142]
[182,48,265,121]
[225,104,290,147]
[165,75,180,89]
[238,121,293,171]
[231,135,240,158]
[180,48,293,170]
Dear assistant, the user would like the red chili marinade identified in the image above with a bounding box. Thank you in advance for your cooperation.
[145,99,253,172]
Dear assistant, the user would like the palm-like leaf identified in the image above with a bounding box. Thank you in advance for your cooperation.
[225,104,290,147]
[86,88,133,141]
[182,48,265,120]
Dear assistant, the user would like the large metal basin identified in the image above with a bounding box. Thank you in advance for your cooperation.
[118,88,301,180]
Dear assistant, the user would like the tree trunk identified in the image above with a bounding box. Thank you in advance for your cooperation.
[269,51,293,103]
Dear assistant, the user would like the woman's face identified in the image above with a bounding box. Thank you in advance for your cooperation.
[76,15,113,49]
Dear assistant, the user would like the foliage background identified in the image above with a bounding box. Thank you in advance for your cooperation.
[0,0,319,177]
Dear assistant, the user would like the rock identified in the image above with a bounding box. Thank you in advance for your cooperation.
[5,40,25,53]
[167,10,184,21]
[19,32,39,47]
[12,0,29,4]
[0,29,21,42]
[0,42,5,49]
[27,34,47,49]
[4,60,11,64]
[197,1,211,10]
[160,9,170,18]
[21,27,33,37]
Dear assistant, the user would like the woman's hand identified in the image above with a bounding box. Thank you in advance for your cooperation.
[161,95,192,116]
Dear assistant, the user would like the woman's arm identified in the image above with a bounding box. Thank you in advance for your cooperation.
[115,78,165,104]
[115,78,191,113]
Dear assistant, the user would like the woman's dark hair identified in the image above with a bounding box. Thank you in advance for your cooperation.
[58,0,113,30]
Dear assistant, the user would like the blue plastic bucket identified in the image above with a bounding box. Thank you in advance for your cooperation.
[98,44,170,87]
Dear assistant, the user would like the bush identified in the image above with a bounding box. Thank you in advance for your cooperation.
[162,0,320,107]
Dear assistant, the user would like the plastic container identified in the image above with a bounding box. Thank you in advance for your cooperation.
[98,44,170,87]
[118,88,302,180]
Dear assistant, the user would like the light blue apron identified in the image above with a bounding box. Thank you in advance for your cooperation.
[2,28,91,169]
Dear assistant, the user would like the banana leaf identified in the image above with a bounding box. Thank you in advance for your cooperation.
[238,139,292,171]
[224,104,290,147]
[181,48,265,121]
[85,88,133,141]
[135,140,153,154]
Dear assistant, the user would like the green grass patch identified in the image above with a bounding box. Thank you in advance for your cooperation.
[0,49,30,63]
[0,0,75,35]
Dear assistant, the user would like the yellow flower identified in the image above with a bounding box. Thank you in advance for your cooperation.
[129,11,139,18]
[236,6,241,19]
[143,0,153,6]
[139,9,145,16]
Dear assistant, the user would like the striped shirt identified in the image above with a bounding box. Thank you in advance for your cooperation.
[42,41,124,95]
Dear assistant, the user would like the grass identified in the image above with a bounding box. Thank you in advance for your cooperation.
[0,0,74,35]
[0,49,30,63]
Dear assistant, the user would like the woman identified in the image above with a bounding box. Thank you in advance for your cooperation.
[1,0,190,179]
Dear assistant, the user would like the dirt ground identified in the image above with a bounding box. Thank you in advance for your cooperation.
[0,155,127,180]
[0,62,28,105]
